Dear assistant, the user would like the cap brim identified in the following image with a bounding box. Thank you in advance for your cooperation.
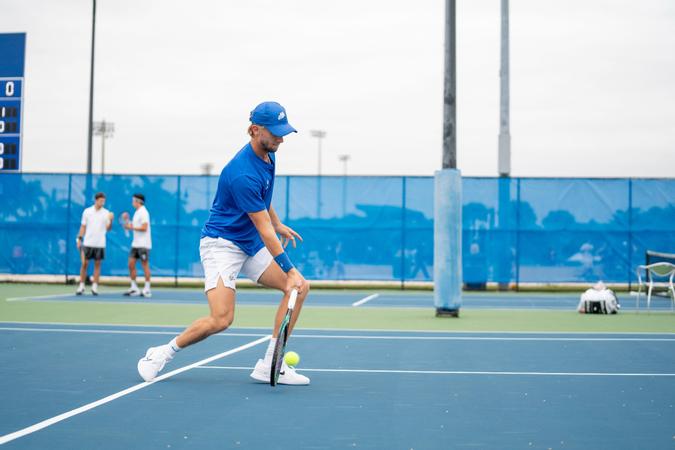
[267,122,297,137]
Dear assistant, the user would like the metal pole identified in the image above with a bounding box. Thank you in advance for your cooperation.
[100,120,105,174]
[317,137,322,217]
[86,0,96,174]
[317,137,322,177]
[311,131,326,218]
[338,154,350,217]
[442,0,457,169]
[435,0,462,317]
[498,0,511,177]
[317,138,321,218]
[497,0,512,290]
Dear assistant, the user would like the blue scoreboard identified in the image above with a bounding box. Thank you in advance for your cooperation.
[0,33,26,172]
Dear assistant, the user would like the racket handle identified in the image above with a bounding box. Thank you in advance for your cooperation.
[288,289,298,309]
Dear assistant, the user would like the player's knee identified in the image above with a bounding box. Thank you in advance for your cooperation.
[212,313,233,333]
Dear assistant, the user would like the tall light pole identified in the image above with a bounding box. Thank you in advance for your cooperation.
[338,154,350,176]
[434,0,462,317]
[442,0,456,171]
[201,162,213,210]
[86,0,97,174]
[310,130,326,218]
[498,0,511,177]
[201,162,213,176]
[338,154,350,216]
[93,119,114,174]
[310,130,327,175]
[497,0,512,290]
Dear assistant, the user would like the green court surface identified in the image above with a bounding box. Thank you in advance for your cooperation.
[1,283,673,333]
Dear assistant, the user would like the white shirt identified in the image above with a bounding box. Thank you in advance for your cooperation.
[81,205,111,248]
[132,205,152,249]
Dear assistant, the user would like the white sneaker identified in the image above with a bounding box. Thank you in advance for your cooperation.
[142,288,152,298]
[91,286,99,296]
[249,359,310,385]
[124,287,141,297]
[76,286,85,295]
[137,346,173,382]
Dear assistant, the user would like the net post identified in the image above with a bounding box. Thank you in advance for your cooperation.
[434,169,462,317]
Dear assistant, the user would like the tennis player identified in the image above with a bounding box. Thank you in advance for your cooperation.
[75,192,113,295]
[124,193,152,297]
[138,101,310,385]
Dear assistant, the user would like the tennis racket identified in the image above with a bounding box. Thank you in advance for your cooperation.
[270,288,298,386]
[118,211,130,237]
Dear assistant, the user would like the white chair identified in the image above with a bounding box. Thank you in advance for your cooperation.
[635,262,675,312]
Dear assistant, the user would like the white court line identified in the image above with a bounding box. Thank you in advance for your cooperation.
[352,293,380,307]
[199,366,675,377]
[2,326,674,341]
[0,336,270,446]
[0,327,266,337]
[6,291,125,302]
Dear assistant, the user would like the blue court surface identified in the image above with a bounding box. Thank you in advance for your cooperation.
[6,288,671,311]
[1,322,674,449]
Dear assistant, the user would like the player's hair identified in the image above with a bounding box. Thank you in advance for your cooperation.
[94,192,106,200]
[133,193,145,204]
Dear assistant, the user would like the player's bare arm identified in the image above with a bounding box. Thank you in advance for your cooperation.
[76,224,85,250]
[248,209,307,294]
[268,205,302,248]
[125,222,148,232]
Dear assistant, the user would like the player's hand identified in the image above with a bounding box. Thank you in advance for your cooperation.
[76,239,81,250]
[275,223,303,249]
[286,268,307,295]
[124,223,133,230]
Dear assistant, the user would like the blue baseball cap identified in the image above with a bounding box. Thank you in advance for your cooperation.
[249,101,297,137]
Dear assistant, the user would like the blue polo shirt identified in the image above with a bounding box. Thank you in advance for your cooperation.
[201,143,275,256]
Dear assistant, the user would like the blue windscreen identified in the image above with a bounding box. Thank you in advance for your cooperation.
[0,173,673,284]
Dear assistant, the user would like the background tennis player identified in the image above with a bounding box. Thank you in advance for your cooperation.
[138,101,311,385]
[75,192,113,296]
[123,193,152,298]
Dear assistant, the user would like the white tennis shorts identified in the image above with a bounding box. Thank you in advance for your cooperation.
[199,237,273,292]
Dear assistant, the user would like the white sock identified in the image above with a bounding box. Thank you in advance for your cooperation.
[78,282,84,290]
[168,337,182,356]
[144,281,151,290]
[131,280,138,290]
[92,282,98,291]
[263,337,277,365]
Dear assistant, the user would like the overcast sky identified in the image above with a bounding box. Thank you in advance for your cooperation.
[2,0,674,177]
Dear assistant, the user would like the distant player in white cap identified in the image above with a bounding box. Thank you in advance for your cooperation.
[75,192,113,295]
[123,193,152,298]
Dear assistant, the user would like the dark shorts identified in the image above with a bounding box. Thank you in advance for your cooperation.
[82,246,105,261]
[130,247,150,262]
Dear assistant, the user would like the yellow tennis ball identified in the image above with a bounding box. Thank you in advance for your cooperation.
[284,351,300,367]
